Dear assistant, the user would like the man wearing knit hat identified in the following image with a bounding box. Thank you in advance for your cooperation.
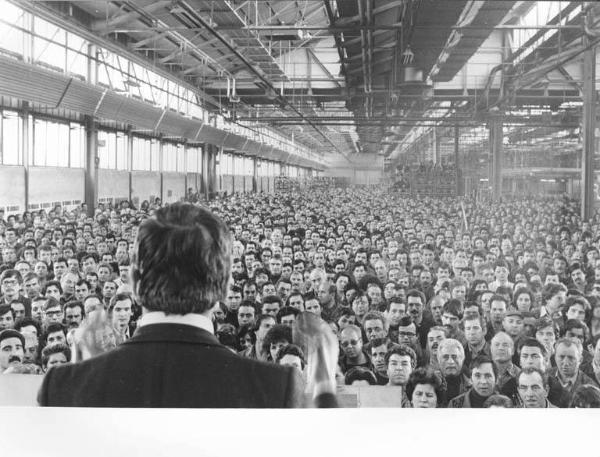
[0,329,25,373]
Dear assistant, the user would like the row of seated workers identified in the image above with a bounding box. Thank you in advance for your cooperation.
[1,186,600,407]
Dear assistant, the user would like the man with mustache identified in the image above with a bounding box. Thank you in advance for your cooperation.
[405,289,434,349]
[426,326,446,370]
[0,329,25,373]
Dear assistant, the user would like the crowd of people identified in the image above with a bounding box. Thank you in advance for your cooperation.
[2,185,600,407]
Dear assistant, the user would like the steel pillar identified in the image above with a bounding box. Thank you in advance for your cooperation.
[581,37,596,221]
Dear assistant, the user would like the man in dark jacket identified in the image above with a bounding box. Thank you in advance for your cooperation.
[38,203,335,408]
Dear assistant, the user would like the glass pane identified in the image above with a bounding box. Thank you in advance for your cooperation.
[151,140,159,171]
[56,122,69,167]
[34,37,65,71]
[107,131,117,169]
[69,123,84,168]
[116,132,127,170]
[0,22,25,56]
[2,112,21,165]
[33,119,46,166]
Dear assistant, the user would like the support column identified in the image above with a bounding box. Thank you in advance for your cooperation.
[581,36,596,221]
[454,124,460,196]
[84,115,98,216]
[22,102,30,212]
[253,157,258,192]
[489,112,503,201]
[433,128,440,165]
[127,129,133,204]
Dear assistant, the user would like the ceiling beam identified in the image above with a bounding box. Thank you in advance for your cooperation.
[93,1,172,35]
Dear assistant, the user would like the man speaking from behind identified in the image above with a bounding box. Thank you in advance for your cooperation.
[38,203,307,407]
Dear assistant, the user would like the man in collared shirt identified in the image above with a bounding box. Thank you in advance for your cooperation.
[109,293,134,341]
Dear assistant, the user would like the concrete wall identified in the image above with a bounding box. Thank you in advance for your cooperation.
[186,173,202,194]
[234,175,245,193]
[323,154,383,185]
[131,171,161,205]
[260,177,268,193]
[29,167,84,209]
[0,165,26,214]
[222,175,234,195]
[162,172,186,204]
[244,176,254,193]
[98,169,129,203]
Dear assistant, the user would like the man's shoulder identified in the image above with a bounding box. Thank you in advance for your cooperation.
[447,391,468,408]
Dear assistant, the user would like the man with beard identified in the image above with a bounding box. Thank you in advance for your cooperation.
[0,329,25,373]
[437,338,470,405]
[448,356,498,408]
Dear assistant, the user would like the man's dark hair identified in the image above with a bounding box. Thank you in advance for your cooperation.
[0,269,22,284]
[275,344,306,369]
[276,306,300,323]
[262,295,282,306]
[42,281,63,296]
[470,355,497,377]
[397,315,414,328]
[569,385,600,408]
[442,299,463,319]
[42,322,66,345]
[0,304,14,319]
[518,337,548,357]
[75,279,91,289]
[14,317,41,335]
[261,324,293,357]
[131,204,232,315]
[405,367,446,405]
[237,325,256,350]
[406,289,425,303]
[41,343,71,369]
[253,313,276,332]
[63,300,85,316]
[384,344,417,368]
[344,366,378,386]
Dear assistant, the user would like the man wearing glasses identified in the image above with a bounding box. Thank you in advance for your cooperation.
[338,324,370,374]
